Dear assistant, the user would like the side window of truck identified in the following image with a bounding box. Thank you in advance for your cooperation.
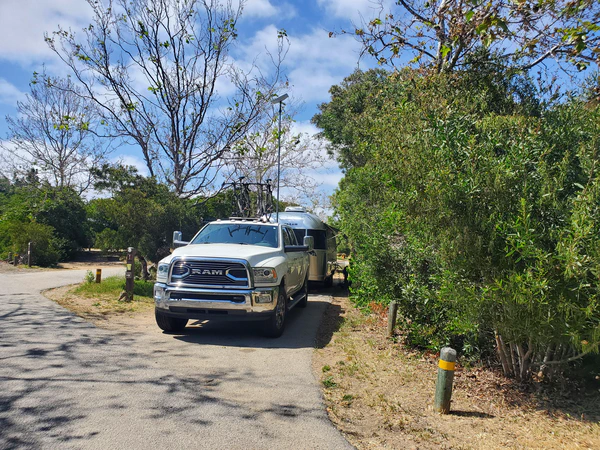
[284,227,297,245]
[282,227,291,246]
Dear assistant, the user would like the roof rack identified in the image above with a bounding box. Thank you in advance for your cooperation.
[228,216,276,223]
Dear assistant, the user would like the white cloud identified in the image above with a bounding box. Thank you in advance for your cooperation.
[237,25,361,103]
[317,171,343,187]
[234,0,296,19]
[290,120,319,137]
[317,0,387,21]
[0,79,25,105]
[111,154,150,177]
[288,67,341,103]
[244,0,277,18]
[0,0,93,66]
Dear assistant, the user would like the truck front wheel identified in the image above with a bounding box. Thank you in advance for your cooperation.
[263,284,287,338]
[155,308,188,332]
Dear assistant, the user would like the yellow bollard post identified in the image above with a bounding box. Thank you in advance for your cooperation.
[434,347,457,414]
[95,268,102,283]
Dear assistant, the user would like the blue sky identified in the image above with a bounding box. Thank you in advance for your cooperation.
[0,0,384,204]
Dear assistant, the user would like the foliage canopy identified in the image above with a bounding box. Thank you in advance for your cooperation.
[314,67,600,379]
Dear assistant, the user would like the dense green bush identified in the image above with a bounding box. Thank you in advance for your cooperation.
[315,68,600,379]
[0,221,62,266]
[88,165,235,267]
[0,182,90,260]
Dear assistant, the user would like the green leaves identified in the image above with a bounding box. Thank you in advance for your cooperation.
[315,67,600,372]
[440,45,451,59]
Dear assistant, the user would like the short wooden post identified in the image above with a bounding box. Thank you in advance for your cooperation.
[27,242,32,267]
[7,252,12,263]
[13,254,19,266]
[387,301,398,337]
[95,268,102,283]
[434,347,457,414]
[124,247,136,302]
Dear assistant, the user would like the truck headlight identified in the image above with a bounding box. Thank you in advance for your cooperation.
[157,263,170,282]
[253,267,277,284]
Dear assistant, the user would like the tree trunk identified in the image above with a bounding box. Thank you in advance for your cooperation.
[495,331,511,376]
[137,254,150,281]
[540,343,555,380]
[509,343,519,381]
[517,341,533,381]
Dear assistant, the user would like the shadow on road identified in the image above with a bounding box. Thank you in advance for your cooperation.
[170,297,331,349]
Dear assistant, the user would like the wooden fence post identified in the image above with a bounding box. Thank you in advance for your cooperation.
[124,247,136,302]
[95,268,102,283]
[434,347,457,414]
[387,301,398,337]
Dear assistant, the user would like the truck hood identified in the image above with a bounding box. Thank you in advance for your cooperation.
[162,243,283,267]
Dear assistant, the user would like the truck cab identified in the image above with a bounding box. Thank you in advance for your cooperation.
[153,219,312,337]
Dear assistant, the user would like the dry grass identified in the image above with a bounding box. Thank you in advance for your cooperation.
[313,291,600,450]
[44,276,154,325]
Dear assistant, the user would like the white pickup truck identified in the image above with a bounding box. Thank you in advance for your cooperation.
[153,219,313,337]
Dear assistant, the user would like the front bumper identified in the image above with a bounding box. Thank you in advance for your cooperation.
[154,283,278,321]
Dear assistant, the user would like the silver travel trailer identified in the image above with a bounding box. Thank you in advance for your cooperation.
[277,207,337,286]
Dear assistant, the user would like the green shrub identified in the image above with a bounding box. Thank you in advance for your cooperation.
[84,270,95,283]
[315,67,600,380]
[3,221,62,267]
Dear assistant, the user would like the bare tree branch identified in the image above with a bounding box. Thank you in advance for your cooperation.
[45,0,288,197]
[1,71,109,194]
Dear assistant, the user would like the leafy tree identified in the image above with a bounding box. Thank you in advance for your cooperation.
[46,0,287,197]
[2,71,106,194]
[0,180,90,259]
[316,66,600,381]
[0,221,63,267]
[346,0,599,74]
[90,165,225,277]
[313,69,391,170]
[34,187,91,257]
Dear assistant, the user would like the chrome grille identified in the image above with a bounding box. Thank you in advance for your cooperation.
[170,260,249,287]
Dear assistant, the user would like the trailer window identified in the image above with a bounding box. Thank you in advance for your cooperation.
[307,229,326,249]
[293,229,306,244]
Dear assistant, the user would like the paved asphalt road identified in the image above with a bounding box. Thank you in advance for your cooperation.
[0,268,353,449]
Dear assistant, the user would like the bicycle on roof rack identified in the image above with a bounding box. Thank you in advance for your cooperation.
[222,177,274,219]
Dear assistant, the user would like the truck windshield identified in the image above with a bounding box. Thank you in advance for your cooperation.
[191,224,279,248]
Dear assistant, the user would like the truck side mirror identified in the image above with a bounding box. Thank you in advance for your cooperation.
[303,236,314,251]
[172,231,189,249]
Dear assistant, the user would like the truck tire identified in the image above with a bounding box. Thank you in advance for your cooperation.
[297,275,309,308]
[155,308,188,332]
[263,284,287,338]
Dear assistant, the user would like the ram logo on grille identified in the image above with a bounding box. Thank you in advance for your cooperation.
[191,269,223,276]
[170,260,249,287]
